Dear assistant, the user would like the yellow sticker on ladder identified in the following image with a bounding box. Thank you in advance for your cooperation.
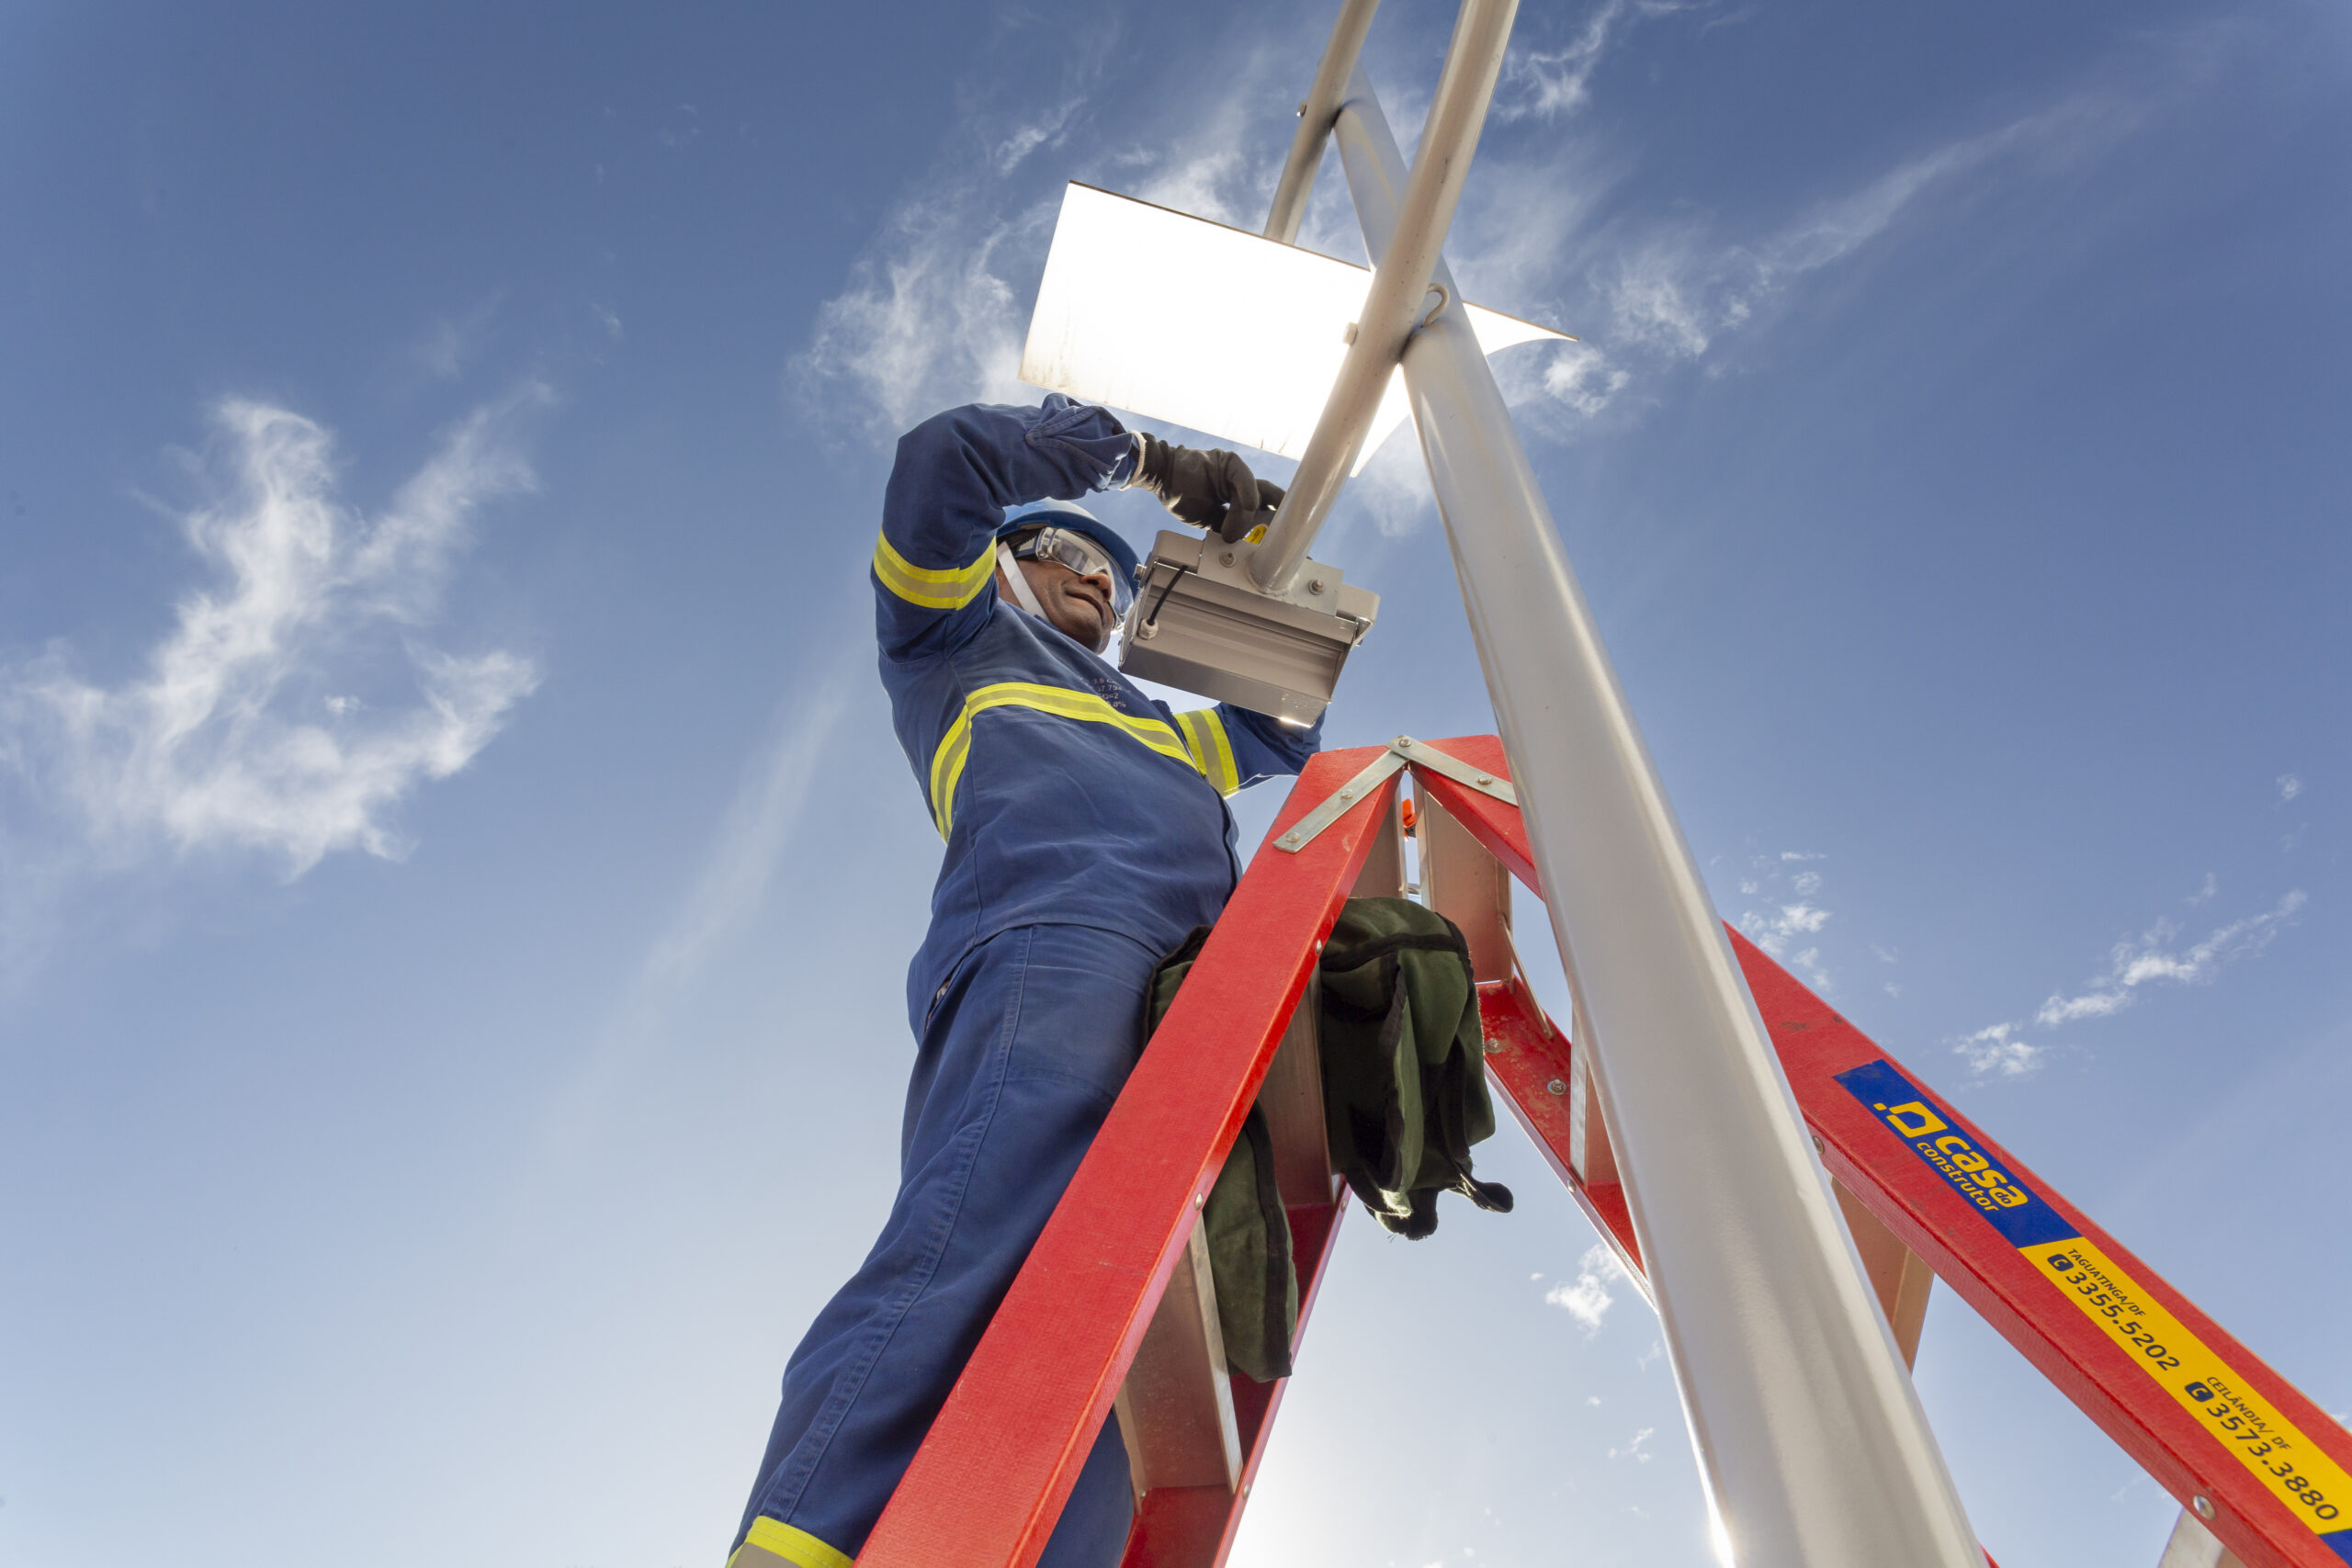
[1838,1058,2352,1560]
[2030,1236,2352,1546]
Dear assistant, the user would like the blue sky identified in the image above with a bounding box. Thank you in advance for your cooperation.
[2,2,2346,1565]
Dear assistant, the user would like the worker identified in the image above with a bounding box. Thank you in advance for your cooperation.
[728,395,1323,1568]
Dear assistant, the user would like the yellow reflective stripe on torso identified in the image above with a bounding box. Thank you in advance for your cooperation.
[929,682,1200,837]
[732,1517,853,1568]
[874,529,995,610]
[1174,708,1241,795]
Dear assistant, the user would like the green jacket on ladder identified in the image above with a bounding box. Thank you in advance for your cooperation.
[1146,896,1515,1383]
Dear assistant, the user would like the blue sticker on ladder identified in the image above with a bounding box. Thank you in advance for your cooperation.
[1833,1059,2076,1249]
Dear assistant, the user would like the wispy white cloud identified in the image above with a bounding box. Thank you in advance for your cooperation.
[1472,31,2188,459]
[788,0,2175,555]
[1736,851,1835,990]
[1,393,544,881]
[2035,891,2306,1026]
[655,103,701,151]
[1953,1022,2043,1079]
[1539,341,1632,417]
[787,43,1132,442]
[1494,0,1703,122]
[790,192,1056,439]
[526,649,860,1173]
[409,296,503,383]
[995,98,1086,176]
[1605,239,1717,360]
[1781,901,1826,932]
[1344,431,1438,541]
[2278,773,2302,803]
[639,665,854,990]
[1581,85,2153,381]
[1544,1242,1629,1337]
[786,27,1600,458]
[1607,1425,1657,1462]
[1133,147,1262,231]
[1952,884,2306,1078]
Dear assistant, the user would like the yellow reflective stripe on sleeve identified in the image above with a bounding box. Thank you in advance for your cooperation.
[873,529,996,611]
[1175,708,1241,795]
[732,1517,853,1568]
[1172,709,1210,780]
[928,712,976,835]
[929,682,1195,838]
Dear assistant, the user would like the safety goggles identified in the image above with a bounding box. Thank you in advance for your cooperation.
[1009,526,1135,612]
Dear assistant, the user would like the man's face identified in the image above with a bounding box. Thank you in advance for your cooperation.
[1003,555,1118,651]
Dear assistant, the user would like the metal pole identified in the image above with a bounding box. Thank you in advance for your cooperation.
[1248,0,1513,597]
[1262,0,1382,246]
[1330,71,1986,1568]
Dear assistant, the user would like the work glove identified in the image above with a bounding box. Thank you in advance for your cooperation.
[1130,433,1286,543]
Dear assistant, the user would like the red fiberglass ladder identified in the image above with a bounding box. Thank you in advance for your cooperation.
[853,736,2352,1568]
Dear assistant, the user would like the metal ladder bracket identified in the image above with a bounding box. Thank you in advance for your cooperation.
[1273,735,1512,855]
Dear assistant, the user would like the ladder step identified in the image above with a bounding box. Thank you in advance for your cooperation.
[1114,1223,1243,1494]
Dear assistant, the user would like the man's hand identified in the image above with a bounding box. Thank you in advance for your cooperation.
[1131,433,1286,543]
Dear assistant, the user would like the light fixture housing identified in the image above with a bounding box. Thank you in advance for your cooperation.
[1120,530,1376,727]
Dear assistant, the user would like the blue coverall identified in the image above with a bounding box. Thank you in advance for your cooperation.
[732,398,1322,1568]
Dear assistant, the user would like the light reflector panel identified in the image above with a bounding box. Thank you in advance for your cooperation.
[1020,183,1569,474]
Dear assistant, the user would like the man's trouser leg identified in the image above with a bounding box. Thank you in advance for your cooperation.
[731,923,1159,1567]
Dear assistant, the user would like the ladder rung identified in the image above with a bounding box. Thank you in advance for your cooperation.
[1114,1222,1243,1494]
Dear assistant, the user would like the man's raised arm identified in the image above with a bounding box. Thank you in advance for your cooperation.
[873,395,1135,660]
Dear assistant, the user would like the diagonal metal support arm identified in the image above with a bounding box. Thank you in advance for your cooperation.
[1247,0,1517,595]
[1262,0,1381,245]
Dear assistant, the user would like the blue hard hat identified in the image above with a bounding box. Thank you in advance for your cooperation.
[997,501,1142,592]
